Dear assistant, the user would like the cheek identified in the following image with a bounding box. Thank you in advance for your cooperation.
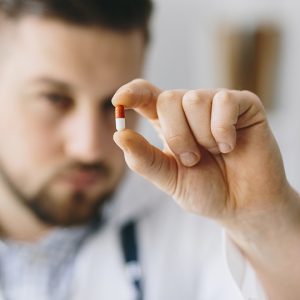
[0,109,60,178]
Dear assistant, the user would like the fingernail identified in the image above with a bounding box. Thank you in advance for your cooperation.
[218,143,232,153]
[179,152,199,167]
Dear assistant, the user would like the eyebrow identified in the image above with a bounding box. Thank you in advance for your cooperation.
[28,76,117,104]
[29,77,74,92]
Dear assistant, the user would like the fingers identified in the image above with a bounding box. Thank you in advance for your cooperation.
[211,90,265,153]
[182,90,219,153]
[113,129,177,194]
[112,79,266,162]
[157,90,201,166]
[182,89,264,154]
[211,90,239,153]
[111,79,161,121]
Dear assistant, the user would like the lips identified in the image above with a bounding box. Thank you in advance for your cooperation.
[62,171,104,189]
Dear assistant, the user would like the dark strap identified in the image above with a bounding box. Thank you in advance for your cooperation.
[120,221,143,300]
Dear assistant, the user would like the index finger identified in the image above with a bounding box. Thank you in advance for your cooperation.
[111,79,161,120]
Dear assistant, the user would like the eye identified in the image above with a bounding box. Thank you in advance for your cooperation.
[42,92,73,110]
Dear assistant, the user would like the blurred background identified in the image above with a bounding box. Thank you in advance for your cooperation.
[141,0,300,190]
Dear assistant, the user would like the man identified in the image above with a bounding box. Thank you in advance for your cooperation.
[0,0,299,299]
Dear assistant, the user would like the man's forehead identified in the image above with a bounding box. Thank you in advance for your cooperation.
[2,16,144,95]
[0,15,143,61]
[15,16,144,53]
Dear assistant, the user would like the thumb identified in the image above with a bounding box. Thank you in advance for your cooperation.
[113,129,177,195]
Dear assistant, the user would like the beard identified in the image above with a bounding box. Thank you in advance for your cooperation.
[0,162,118,227]
[29,187,114,227]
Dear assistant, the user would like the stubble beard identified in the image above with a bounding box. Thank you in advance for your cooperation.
[0,161,119,227]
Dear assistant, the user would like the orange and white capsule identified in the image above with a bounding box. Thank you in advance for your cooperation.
[115,105,125,131]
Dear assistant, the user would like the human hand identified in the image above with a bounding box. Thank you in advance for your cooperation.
[112,79,300,299]
[112,79,292,226]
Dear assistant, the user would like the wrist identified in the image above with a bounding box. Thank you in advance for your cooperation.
[223,184,300,261]
[223,185,300,300]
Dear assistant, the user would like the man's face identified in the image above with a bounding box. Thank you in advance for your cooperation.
[0,17,144,226]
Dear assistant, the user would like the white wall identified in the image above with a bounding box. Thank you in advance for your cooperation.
[142,0,300,190]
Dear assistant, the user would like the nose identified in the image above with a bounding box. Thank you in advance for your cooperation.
[63,105,109,164]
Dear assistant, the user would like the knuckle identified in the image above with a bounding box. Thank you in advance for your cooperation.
[159,90,179,102]
[214,90,233,105]
[166,134,194,155]
[241,89,257,97]
[183,90,211,106]
[167,134,184,149]
[157,90,180,110]
[211,125,230,136]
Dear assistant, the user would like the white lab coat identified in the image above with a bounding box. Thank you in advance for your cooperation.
[70,171,266,300]
[0,171,266,300]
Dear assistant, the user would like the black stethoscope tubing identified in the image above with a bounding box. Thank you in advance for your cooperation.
[120,221,143,300]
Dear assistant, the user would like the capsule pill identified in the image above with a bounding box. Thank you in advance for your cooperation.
[115,105,125,131]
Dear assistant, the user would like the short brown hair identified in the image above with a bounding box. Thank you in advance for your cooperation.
[0,0,153,40]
